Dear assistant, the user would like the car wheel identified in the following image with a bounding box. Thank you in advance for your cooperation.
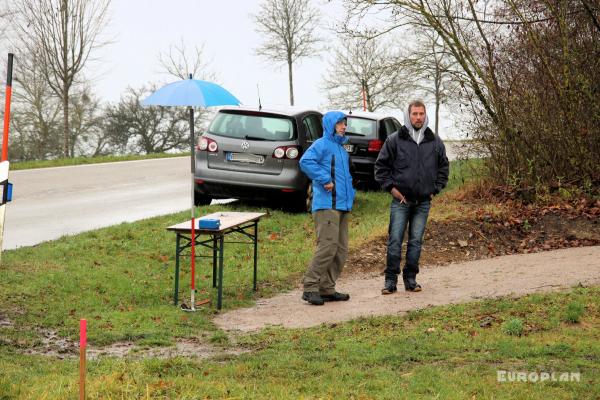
[194,190,212,206]
[287,183,312,213]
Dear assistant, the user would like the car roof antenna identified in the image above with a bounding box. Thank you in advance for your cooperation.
[257,83,262,111]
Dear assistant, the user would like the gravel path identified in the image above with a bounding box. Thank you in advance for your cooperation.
[215,246,600,332]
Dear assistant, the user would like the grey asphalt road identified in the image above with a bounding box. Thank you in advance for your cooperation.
[3,157,192,250]
[3,142,463,250]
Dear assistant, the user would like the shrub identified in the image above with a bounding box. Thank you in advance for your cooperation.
[563,302,585,324]
[502,318,524,336]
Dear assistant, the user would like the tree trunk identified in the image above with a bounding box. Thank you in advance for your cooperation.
[434,70,441,135]
[431,38,441,135]
[63,92,69,157]
[61,0,70,158]
[287,55,294,106]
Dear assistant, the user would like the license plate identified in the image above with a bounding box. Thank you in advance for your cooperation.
[227,152,265,164]
[343,144,354,153]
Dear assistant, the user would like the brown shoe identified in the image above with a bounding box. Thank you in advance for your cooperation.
[403,274,422,292]
[381,279,397,295]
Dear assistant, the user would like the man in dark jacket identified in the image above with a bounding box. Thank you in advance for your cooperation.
[299,111,355,305]
[375,100,449,294]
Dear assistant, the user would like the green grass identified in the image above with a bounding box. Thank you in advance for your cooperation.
[0,189,393,348]
[10,152,188,170]
[2,158,593,398]
[445,157,484,192]
[502,318,525,336]
[1,288,597,398]
[563,302,586,324]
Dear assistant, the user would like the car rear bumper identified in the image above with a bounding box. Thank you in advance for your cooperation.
[195,157,309,200]
[195,180,306,201]
[351,156,376,181]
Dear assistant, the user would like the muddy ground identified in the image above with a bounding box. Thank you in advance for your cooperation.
[346,199,600,275]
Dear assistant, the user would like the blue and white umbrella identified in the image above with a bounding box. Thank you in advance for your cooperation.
[143,76,240,311]
[143,78,240,108]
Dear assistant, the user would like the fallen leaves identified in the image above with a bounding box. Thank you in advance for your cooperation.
[345,194,599,275]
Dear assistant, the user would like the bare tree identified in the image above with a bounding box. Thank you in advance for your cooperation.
[10,49,63,160]
[343,0,600,190]
[342,0,504,129]
[69,86,106,156]
[252,0,321,105]
[321,35,414,112]
[158,38,217,82]
[17,0,110,158]
[10,51,106,160]
[0,0,17,39]
[404,29,461,134]
[104,85,210,154]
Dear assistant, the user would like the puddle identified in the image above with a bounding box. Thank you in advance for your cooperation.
[0,314,13,328]
[19,330,248,360]
[88,339,249,360]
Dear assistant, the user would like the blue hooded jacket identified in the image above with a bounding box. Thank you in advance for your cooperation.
[299,111,355,212]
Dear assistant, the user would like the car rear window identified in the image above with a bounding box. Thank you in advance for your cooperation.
[346,117,377,139]
[208,112,296,141]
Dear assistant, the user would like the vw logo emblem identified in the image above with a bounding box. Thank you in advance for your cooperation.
[241,141,250,150]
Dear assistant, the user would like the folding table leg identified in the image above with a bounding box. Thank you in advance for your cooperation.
[253,221,258,291]
[212,236,217,288]
[217,235,224,310]
[174,234,181,305]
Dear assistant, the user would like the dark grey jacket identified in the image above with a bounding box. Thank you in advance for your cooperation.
[374,126,449,201]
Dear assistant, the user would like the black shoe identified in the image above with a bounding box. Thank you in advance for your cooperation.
[381,279,397,295]
[403,274,422,292]
[302,291,324,305]
[321,292,350,302]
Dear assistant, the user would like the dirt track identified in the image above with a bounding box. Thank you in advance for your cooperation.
[215,246,600,332]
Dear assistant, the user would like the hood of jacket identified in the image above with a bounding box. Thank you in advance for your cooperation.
[403,109,430,145]
[323,111,348,145]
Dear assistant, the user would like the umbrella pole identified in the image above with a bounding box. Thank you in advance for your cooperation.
[188,106,196,311]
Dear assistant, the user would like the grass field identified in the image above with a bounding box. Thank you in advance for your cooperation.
[1,159,597,399]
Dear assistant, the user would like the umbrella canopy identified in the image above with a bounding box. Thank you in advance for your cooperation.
[142,78,240,107]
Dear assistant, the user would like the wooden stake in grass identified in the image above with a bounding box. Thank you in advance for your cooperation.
[79,319,86,400]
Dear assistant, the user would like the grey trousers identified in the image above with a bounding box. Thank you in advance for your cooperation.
[303,209,349,295]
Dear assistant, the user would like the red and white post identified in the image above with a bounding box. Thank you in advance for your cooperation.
[79,319,87,400]
[0,53,14,258]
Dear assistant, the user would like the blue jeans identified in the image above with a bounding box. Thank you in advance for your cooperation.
[384,199,431,280]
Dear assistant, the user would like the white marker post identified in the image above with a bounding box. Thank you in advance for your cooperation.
[0,53,14,259]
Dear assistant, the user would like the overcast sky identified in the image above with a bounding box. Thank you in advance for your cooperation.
[92,0,341,109]
[2,0,460,138]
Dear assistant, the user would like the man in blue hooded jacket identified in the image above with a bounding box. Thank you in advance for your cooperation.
[299,111,356,306]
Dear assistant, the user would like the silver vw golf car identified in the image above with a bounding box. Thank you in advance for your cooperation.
[194,106,323,211]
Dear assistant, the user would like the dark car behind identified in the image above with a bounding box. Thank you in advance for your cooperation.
[343,112,402,187]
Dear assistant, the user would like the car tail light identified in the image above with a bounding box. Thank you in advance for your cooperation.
[272,145,300,159]
[198,137,218,152]
[285,147,299,159]
[368,139,383,152]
